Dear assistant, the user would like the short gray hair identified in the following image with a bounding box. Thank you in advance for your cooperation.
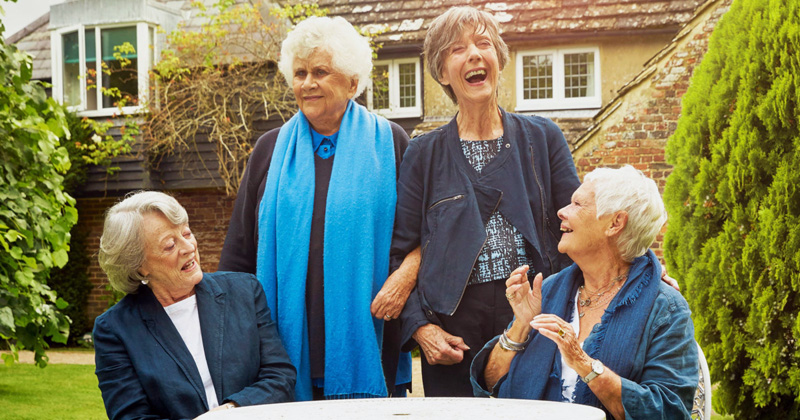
[98,191,188,294]
[278,16,373,98]
[584,165,667,262]
[424,6,510,104]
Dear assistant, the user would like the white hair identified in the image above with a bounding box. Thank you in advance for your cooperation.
[584,165,667,262]
[278,16,372,98]
[98,191,188,294]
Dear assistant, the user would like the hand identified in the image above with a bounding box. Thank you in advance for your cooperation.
[660,264,680,292]
[504,266,543,325]
[371,247,420,321]
[530,314,591,374]
[413,324,470,366]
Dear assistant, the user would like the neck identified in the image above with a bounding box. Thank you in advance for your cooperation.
[151,285,197,307]
[456,100,502,140]
[575,247,631,291]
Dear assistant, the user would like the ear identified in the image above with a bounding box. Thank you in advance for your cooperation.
[605,211,628,238]
[349,77,358,97]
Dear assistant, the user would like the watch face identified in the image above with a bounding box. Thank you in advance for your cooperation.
[592,359,605,374]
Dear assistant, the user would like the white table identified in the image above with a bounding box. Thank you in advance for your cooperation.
[197,397,606,419]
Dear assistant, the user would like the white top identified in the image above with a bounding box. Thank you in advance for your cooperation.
[560,291,582,402]
[164,295,220,409]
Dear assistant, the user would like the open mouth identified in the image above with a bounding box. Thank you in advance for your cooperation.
[465,69,487,83]
[182,259,196,271]
[560,226,573,233]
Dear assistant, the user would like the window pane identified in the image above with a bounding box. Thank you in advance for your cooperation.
[101,27,138,108]
[62,31,81,107]
[372,64,389,110]
[522,54,552,100]
[85,29,97,110]
[398,62,416,108]
[564,52,594,98]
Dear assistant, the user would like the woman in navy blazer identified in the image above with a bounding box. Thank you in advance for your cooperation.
[94,191,296,420]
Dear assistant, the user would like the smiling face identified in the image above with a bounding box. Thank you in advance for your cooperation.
[138,211,202,304]
[438,26,500,106]
[556,182,615,259]
[292,49,358,135]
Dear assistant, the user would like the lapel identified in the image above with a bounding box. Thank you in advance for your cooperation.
[195,274,226,403]
[136,284,208,408]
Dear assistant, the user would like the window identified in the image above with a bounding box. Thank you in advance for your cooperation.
[516,47,601,111]
[52,23,155,116]
[368,58,422,119]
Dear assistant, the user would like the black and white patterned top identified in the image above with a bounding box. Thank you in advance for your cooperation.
[460,137,535,285]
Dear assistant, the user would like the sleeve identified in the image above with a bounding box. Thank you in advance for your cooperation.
[544,119,580,210]
[218,130,278,274]
[390,140,434,350]
[389,121,411,175]
[223,280,297,406]
[94,316,166,420]
[469,335,503,397]
[620,297,699,419]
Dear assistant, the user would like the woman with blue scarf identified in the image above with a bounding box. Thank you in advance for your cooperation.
[219,16,413,400]
[471,166,699,419]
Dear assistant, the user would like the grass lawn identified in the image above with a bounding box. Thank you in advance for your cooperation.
[0,363,106,420]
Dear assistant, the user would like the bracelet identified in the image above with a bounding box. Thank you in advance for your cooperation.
[498,328,528,351]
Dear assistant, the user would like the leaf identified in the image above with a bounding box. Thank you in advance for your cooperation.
[0,307,14,331]
[52,249,69,268]
[55,297,69,310]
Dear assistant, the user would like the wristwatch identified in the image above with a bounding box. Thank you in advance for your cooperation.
[582,359,605,384]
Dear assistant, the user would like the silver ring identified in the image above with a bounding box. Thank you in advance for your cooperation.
[384,315,392,321]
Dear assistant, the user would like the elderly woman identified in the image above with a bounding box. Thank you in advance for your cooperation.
[218,16,413,400]
[391,7,581,396]
[471,166,698,419]
[93,191,296,420]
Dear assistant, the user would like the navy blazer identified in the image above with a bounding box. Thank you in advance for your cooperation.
[94,271,296,420]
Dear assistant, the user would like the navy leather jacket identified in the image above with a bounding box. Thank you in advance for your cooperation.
[391,110,581,350]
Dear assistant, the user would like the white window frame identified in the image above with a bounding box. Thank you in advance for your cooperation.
[368,57,422,119]
[515,46,601,112]
[51,22,155,117]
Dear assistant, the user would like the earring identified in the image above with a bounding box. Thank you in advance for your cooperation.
[141,277,149,285]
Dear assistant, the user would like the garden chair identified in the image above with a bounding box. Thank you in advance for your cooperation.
[691,342,712,420]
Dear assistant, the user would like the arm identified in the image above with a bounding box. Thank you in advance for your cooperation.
[371,246,420,320]
[544,119,581,211]
[223,282,296,406]
[94,317,164,420]
[218,131,277,274]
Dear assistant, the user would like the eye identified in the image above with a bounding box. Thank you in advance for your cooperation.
[165,241,176,251]
[183,229,192,238]
[314,69,328,77]
[478,39,492,47]
[294,69,307,78]
[450,44,465,54]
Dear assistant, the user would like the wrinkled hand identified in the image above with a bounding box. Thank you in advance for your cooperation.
[371,275,414,321]
[530,314,590,372]
[413,324,470,366]
[660,264,680,292]
[504,265,543,325]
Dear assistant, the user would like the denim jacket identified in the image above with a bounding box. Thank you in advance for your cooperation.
[391,109,580,350]
[470,280,698,419]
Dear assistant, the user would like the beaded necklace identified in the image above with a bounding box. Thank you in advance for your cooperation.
[578,273,627,318]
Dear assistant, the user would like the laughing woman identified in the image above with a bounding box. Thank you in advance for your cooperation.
[391,6,581,396]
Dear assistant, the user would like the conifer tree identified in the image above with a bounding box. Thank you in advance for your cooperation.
[664,0,800,417]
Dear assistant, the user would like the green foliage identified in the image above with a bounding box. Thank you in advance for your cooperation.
[46,228,92,348]
[663,0,800,417]
[0,30,76,366]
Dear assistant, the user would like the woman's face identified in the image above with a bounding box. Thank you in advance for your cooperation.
[138,212,203,296]
[292,49,358,135]
[439,26,500,106]
[556,182,613,258]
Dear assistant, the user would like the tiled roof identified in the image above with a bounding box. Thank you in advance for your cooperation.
[319,0,707,46]
[7,13,51,80]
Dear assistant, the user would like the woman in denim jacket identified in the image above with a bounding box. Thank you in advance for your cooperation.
[471,166,698,419]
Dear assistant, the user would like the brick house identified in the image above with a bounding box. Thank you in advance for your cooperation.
[9,0,729,327]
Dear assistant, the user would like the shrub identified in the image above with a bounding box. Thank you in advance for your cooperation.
[663,0,800,417]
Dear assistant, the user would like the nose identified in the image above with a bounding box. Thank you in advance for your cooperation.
[179,237,196,254]
[557,205,567,221]
[301,73,316,90]
[466,42,482,61]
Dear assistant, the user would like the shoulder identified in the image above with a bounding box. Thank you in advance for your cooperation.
[647,282,692,331]
[504,112,565,142]
[203,271,261,296]
[250,127,282,161]
[388,120,410,153]
[93,293,139,331]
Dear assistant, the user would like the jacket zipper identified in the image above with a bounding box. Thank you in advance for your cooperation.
[449,191,503,316]
[427,194,464,211]
[530,145,555,275]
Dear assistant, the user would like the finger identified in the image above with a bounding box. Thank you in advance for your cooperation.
[438,348,465,365]
[446,334,470,351]
[505,267,529,287]
[532,273,544,294]
[370,296,380,316]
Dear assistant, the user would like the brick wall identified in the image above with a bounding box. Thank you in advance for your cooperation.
[77,189,236,321]
[569,0,732,259]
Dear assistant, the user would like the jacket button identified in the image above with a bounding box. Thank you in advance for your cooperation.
[505,143,511,149]
[426,310,433,317]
